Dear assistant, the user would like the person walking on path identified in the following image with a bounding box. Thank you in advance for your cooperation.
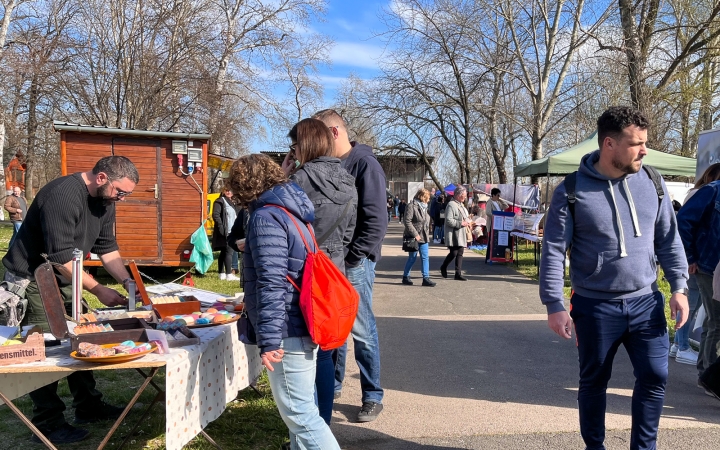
[393,195,400,218]
[485,188,508,263]
[677,169,720,382]
[3,156,138,445]
[5,186,27,249]
[540,106,689,450]
[671,163,720,367]
[229,154,341,450]
[440,186,471,281]
[402,188,435,287]
[313,108,388,423]
[212,189,240,281]
[282,117,358,426]
[398,199,407,223]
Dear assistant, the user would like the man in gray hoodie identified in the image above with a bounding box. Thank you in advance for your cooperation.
[540,106,689,450]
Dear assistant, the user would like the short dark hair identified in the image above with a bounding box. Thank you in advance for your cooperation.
[92,156,139,184]
[597,106,650,149]
[491,188,501,197]
[288,119,334,165]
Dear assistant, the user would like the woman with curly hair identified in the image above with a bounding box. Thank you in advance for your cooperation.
[227,154,340,450]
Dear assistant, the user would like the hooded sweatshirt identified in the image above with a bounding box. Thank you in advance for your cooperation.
[540,150,688,314]
[291,157,358,272]
[341,143,389,267]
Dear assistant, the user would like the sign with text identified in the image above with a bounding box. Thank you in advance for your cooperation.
[0,333,46,366]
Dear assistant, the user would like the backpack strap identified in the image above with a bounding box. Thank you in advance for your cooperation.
[565,171,578,221]
[642,165,664,209]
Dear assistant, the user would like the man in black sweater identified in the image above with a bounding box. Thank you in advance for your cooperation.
[3,156,139,444]
[314,109,388,423]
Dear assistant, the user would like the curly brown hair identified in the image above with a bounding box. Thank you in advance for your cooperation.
[227,154,288,206]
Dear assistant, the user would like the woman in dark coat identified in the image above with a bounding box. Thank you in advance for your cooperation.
[227,154,340,450]
[212,189,240,281]
[283,118,357,426]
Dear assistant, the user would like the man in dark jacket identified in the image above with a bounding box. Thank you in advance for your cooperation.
[398,200,407,223]
[314,109,388,422]
[677,180,720,378]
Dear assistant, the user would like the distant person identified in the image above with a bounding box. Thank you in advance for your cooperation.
[282,117,358,426]
[402,189,435,287]
[212,189,240,281]
[485,188,509,263]
[431,194,446,244]
[314,108,388,422]
[5,186,27,248]
[671,163,720,367]
[677,163,720,381]
[398,199,407,223]
[540,106,689,450]
[228,154,340,450]
[440,187,470,281]
[393,195,400,218]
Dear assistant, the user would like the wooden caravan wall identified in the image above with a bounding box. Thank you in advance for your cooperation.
[62,132,207,266]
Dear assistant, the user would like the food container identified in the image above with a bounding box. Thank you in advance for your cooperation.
[34,262,152,350]
[152,299,202,320]
[159,326,200,348]
[0,328,46,366]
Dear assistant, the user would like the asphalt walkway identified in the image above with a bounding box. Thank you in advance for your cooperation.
[331,221,720,449]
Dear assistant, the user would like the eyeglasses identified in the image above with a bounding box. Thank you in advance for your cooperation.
[288,143,298,152]
[111,183,133,198]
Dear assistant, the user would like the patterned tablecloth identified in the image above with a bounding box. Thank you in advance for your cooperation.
[0,323,263,450]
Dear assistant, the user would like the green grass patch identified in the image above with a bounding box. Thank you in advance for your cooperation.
[0,224,289,449]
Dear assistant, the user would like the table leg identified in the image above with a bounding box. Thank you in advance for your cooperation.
[201,430,225,450]
[0,390,59,450]
[97,367,160,450]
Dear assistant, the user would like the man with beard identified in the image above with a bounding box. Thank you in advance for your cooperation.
[2,156,139,444]
[540,106,689,450]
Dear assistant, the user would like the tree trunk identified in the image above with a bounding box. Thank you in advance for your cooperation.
[25,77,39,201]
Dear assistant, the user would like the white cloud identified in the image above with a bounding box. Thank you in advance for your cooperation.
[330,42,385,69]
[318,75,350,87]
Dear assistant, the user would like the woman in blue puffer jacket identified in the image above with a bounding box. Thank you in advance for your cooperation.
[227,154,340,450]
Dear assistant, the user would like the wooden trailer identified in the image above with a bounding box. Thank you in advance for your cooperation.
[54,121,212,267]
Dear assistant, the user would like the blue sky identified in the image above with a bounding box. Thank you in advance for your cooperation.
[313,0,388,95]
[252,0,389,152]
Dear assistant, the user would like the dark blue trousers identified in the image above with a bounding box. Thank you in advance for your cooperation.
[570,291,669,450]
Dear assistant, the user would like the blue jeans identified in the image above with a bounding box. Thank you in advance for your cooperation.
[673,274,700,351]
[266,337,340,450]
[8,221,21,249]
[394,206,399,217]
[433,225,443,242]
[315,349,334,425]
[334,258,383,403]
[570,292,668,450]
[403,242,429,278]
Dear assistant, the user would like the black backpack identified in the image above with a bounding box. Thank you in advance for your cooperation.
[564,165,665,220]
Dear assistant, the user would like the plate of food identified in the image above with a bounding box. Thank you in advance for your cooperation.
[70,341,156,363]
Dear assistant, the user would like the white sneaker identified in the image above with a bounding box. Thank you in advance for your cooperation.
[676,348,698,365]
[219,273,227,280]
[225,274,240,281]
[669,343,679,358]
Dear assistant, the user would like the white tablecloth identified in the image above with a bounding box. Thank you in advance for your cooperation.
[0,323,263,450]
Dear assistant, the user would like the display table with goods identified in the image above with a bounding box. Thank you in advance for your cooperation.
[0,320,262,450]
[0,261,261,450]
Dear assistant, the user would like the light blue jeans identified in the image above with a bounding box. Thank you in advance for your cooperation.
[674,274,700,351]
[334,258,383,403]
[403,242,429,278]
[266,336,340,450]
[433,225,443,242]
[8,221,21,249]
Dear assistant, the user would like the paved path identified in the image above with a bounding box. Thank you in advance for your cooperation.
[331,222,720,449]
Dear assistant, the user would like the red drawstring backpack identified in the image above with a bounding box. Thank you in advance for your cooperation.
[267,205,359,350]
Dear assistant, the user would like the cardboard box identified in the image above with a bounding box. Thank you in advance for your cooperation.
[0,333,46,366]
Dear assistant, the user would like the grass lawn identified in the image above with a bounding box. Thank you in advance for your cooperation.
[0,223,288,449]
[476,243,679,339]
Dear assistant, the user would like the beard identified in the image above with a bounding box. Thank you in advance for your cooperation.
[612,156,643,174]
[97,182,116,206]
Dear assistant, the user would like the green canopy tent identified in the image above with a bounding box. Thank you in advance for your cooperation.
[514,132,697,177]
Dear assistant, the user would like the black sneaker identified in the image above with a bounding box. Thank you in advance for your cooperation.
[357,401,383,423]
[440,266,447,278]
[31,423,89,445]
[455,273,468,281]
[401,277,413,285]
[75,401,125,424]
[422,278,436,287]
